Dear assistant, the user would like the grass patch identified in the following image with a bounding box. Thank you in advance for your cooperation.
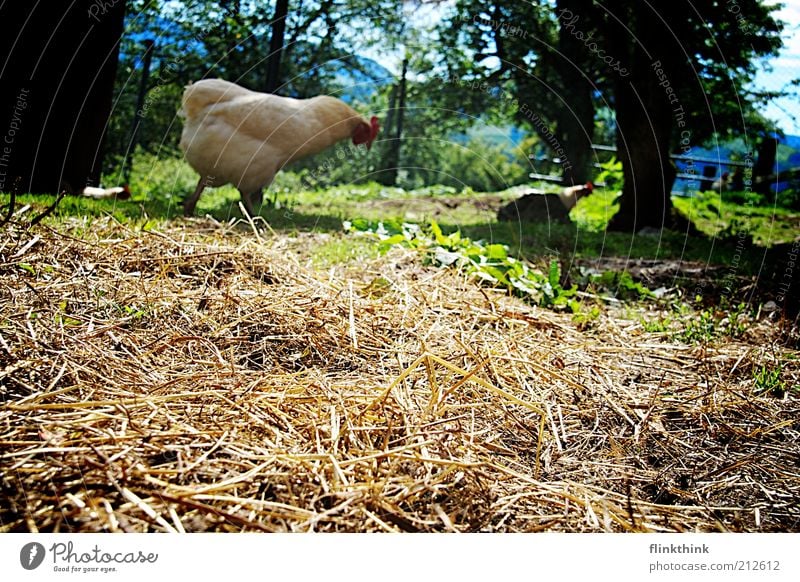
[308,235,384,268]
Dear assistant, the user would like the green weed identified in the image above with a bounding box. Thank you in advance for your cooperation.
[753,363,786,397]
[345,219,579,310]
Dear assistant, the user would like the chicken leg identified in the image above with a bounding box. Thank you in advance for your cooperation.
[183,177,206,216]
[238,189,261,217]
[249,189,264,209]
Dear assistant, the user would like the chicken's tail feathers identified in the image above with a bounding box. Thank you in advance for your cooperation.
[180,79,251,120]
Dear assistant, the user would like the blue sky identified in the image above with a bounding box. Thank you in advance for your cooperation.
[756,1,800,135]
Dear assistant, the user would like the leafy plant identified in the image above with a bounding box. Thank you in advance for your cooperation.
[640,315,671,333]
[345,219,579,310]
[590,270,653,300]
[595,156,623,190]
[572,304,602,330]
[675,301,751,344]
[680,307,718,344]
[753,363,786,397]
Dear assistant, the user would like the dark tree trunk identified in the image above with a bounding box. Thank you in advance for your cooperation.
[555,0,595,186]
[380,57,407,186]
[122,40,155,184]
[378,85,398,186]
[264,0,289,94]
[0,1,126,194]
[604,2,677,232]
[606,77,676,231]
[753,136,778,195]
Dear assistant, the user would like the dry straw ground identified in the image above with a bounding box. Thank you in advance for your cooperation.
[1,217,798,532]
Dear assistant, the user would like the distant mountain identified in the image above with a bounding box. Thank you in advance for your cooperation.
[324,57,394,103]
[783,134,800,150]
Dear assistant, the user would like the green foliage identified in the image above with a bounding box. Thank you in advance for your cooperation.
[396,136,530,192]
[680,307,719,344]
[270,141,381,191]
[595,157,623,191]
[775,188,800,210]
[638,300,757,344]
[309,237,383,267]
[672,191,798,246]
[572,304,602,330]
[117,148,198,204]
[18,263,36,276]
[640,316,671,333]
[722,190,766,207]
[753,363,787,397]
[570,188,619,232]
[589,271,654,301]
[344,219,578,310]
[676,301,751,344]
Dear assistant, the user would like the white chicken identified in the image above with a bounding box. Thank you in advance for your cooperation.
[556,182,594,210]
[179,79,380,216]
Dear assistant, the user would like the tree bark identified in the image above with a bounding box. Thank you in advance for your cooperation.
[604,2,678,232]
[607,76,676,231]
[380,57,407,186]
[264,0,289,94]
[556,90,594,186]
[0,1,126,194]
[555,0,595,186]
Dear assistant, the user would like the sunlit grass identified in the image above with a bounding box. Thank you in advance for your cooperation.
[2,153,797,279]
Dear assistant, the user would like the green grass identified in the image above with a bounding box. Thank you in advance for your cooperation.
[753,363,787,397]
[309,236,383,268]
[673,190,800,246]
[3,153,798,279]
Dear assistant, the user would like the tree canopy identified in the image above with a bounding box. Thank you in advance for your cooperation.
[438,0,784,229]
[1,0,790,228]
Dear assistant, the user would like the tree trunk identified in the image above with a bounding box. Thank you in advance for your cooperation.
[265,0,289,94]
[555,0,595,186]
[556,95,593,186]
[378,85,398,186]
[753,136,778,195]
[0,1,126,194]
[122,40,155,184]
[604,2,677,232]
[607,76,676,231]
[380,57,407,186]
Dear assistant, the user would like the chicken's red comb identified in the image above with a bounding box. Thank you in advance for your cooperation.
[585,182,594,192]
[370,116,380,139]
